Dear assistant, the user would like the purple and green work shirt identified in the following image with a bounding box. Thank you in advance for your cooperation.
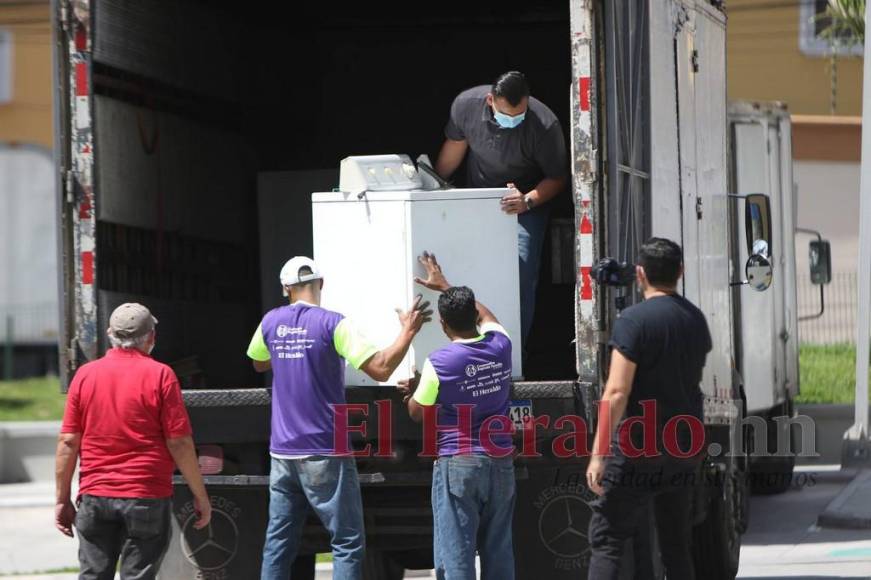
[246,301,377,457]
[412,322,514,456]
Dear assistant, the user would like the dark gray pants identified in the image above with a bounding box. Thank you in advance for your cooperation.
[75,495,172,580]
[588,454,700,580]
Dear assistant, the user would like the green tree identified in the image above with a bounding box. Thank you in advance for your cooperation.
[815,0,864,114]
[819,0,865,46]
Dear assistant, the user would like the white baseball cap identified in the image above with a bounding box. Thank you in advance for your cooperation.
[279,257,322,292]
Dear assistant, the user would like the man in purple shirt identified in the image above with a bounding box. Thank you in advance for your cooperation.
[400,252,516,580]
[247,256,432,580]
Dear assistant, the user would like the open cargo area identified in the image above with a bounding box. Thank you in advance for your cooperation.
[77,0,578,389]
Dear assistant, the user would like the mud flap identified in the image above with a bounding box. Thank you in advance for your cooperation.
[160,483,317,580]
[513,462,597,579]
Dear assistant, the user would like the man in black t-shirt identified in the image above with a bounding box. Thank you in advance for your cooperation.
[586,238,712,580]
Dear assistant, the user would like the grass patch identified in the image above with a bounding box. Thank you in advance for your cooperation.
[316,553,333,564]
[0,375,65,421]
[798,344,869,404]
[10,568,79,575]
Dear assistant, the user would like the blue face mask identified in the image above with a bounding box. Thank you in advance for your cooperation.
[493,106,526,129]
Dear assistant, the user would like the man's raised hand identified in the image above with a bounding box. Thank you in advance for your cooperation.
[396,294,433,334]
[414,251,450,292]
[397,368,421,403]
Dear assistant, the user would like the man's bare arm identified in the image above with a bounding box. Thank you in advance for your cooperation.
[166,436,212,529]
[525,176,566,207]
[55,433,81,537]
[55,433,80,504]
[407,398,426,423]
[590,350,636,455]
[252,359,271,373]
[587,350,636,495]
[435,139,468,180]
[359,296,432,382]
[359,330,417,383]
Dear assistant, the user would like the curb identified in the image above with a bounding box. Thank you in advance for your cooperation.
[817,468,871,529]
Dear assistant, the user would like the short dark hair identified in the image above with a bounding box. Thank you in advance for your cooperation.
[492,71,530,107]
[438,286,478,333]
[638,238,683,287]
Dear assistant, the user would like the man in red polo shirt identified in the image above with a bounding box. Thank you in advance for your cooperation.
[55,303,211,580]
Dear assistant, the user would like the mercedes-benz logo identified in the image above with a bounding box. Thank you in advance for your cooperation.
[180,509,239,571]
[538,495,591,559]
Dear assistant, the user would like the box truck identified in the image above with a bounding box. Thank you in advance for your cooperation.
[54,0,830,577]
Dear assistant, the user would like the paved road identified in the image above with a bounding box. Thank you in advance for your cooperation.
[738,466,871,579]
[2,466,868,579]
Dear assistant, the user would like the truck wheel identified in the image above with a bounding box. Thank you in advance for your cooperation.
[750,401,797,495]
[750,455,795,495]
[692,463,742,580]
[362,550,404,580]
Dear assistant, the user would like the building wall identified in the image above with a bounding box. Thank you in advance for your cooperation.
[727,0,863,116]
[0,1,52,149]
[792,116,861,276]
[794,159,860,274]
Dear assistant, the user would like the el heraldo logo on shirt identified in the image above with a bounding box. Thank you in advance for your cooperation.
[273,325,312,360]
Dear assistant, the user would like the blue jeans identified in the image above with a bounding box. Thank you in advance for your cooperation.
[518,207,550,344]
[432,455,516,580]
[261,456,365,580]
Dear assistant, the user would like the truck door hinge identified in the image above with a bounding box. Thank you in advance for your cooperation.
[691,49,700,73]
[60,0,69,32]
[696,196,703,220]
[67,338,78,374]
[65,170,75,204]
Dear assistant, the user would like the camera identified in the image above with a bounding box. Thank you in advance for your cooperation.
[591,257,635,287]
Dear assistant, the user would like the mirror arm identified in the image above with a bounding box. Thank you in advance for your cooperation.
[727,192,766,199]
[796,227,826,321]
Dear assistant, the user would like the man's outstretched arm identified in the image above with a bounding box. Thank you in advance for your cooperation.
[414,251,499,327]
[340,296,433,383]
[435,139,467,180]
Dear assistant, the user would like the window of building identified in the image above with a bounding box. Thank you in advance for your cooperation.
[0,29,12,105]
[799,0,863,57]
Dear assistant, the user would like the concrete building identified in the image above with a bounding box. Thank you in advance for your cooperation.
[0,0,57,376]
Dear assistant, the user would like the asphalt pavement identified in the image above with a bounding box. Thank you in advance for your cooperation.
[1,466,868,579]
[737,465,871,579]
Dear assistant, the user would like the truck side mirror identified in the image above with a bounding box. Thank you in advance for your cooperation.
[809,240,832,285]
[745,193,772,259]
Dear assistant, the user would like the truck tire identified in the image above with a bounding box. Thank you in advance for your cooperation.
[362,550,404,580]
[750,455,795,495]
[750,400,796,495]
[692,462,742,580]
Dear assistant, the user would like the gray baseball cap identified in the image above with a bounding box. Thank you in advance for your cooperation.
[108,303,158,339]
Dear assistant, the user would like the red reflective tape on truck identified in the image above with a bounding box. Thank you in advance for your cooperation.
[580,266,593,300]
[79,193,92,219]
[580,212,592,234]
[75,62,88,96]
[82,252,94,285]
[579,77,590,112]
[75,26,87,51]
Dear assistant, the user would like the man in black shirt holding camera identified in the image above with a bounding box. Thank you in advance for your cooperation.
[586,238,712,580]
